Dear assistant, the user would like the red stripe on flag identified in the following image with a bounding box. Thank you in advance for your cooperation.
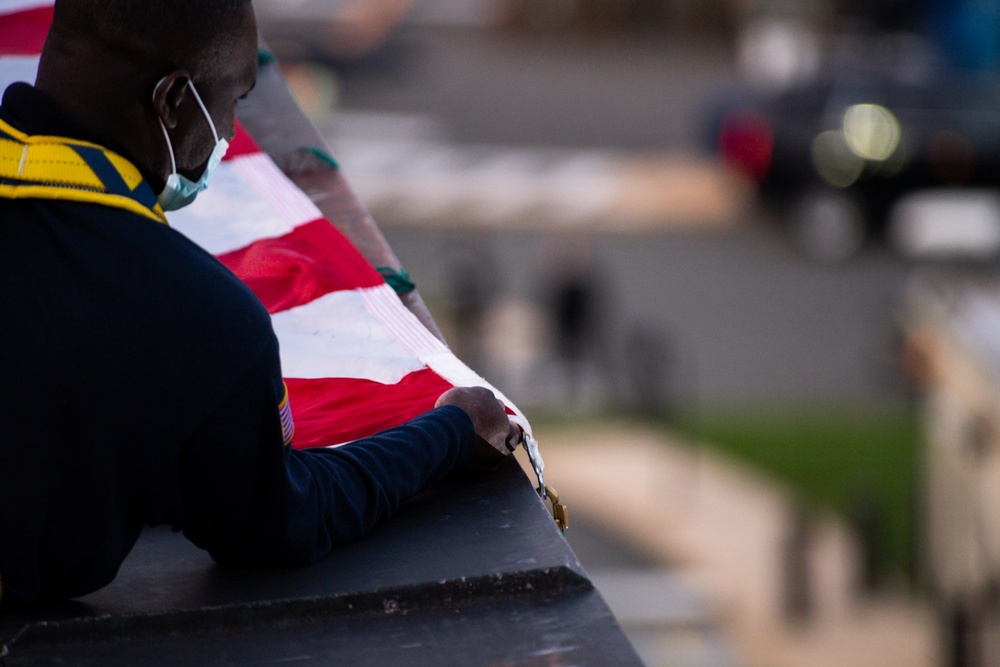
[218,218,385,313]
[286,369,454,449]
[0,6,52,55]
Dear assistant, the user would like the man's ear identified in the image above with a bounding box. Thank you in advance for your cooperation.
[152,70,191,131]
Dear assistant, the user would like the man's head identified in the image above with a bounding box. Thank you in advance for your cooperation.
[35,0,258,198]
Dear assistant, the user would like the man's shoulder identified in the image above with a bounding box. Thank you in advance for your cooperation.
[3,195,273,348]
[0,196,280,432]
[116,208,275,343]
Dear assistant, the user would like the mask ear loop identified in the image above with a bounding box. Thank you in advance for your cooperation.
[185,81,221,145]
[153,77,178,177]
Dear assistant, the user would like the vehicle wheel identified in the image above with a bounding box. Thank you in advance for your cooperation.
[789,190,867,263]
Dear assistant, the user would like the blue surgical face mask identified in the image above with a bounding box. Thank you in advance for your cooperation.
[155,80,230,211]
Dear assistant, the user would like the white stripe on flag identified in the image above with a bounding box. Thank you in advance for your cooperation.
[359,284,449,358]
[0,55,39,93]
[271,289,426,382]
[0,1,49,14]
[232,153,323,227]
[168,159,297,254]
[169,153,324,255]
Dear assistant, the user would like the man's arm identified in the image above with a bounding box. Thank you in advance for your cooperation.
[178,343,512,567]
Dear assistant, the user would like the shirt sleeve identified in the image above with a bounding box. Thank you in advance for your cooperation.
[177,339,478,567]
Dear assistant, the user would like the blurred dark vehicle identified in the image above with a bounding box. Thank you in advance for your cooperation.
[713,53,1000,262]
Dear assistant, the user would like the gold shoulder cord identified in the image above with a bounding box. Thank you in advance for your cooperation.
[0,117,167,224]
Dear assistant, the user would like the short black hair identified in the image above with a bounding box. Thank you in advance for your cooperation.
[49,0,253,77]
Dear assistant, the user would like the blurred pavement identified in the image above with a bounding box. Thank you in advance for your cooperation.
[525,421,939,667]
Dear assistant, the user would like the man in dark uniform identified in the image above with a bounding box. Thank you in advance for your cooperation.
[0,0,515,607]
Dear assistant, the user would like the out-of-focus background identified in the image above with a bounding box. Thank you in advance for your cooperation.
[254,1,1000,665]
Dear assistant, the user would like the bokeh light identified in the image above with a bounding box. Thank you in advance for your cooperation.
[843,103,901,161]
[811,129,865,187]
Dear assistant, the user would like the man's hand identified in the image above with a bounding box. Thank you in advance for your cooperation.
[435,387,520,469]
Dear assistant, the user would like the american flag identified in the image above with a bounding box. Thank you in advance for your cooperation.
[0,0,533,451]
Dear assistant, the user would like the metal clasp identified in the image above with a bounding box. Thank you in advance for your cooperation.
[519,431,568,534]
[522,431,545,497]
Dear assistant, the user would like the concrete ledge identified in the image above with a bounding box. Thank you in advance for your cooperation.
[1,460,646,666]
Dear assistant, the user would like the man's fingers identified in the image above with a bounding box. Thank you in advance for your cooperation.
[435,387,518,457]
[503,422,522,453]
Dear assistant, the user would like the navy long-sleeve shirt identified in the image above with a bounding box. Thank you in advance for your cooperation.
[0,83,477,606]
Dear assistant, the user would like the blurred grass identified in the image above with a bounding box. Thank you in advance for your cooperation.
[675,403,920,585]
